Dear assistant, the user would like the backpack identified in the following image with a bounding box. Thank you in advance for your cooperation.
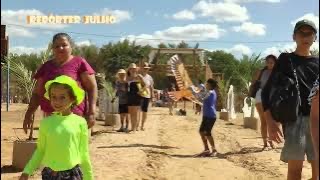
[269,55,301,124]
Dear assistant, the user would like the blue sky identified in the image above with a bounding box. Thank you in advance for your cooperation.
[1,0,319,58]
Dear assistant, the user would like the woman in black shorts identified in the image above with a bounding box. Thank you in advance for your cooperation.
[127,63,145,132]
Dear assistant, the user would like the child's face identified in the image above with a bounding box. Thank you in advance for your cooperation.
[293,26,317,49]
[205,83,211,90]
[118,73,126,80]
[50,84,75,113]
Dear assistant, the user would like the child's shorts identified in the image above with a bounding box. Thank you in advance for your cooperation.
[119,104,128,114]
[199,116,216,136]
[280,116,315,163]
[41,164,83,180]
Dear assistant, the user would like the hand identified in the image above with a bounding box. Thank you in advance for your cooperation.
[86,114,96,129]
[266,117,283,144]
[19,173,29,180]
[23,111,33,134]
[111,98,115,103]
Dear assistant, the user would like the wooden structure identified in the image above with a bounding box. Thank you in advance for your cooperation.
[1,25,8,65]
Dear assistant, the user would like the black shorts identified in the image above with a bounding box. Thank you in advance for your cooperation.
[141,97,150,112]
[127,94,141,106]
[119,104,128,114]
[199,116,216,136]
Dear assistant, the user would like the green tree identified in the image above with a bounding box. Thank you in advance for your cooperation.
[98,40,151,81]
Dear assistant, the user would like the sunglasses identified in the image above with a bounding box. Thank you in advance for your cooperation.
[296,30,316,37]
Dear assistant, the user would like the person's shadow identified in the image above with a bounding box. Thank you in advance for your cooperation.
[146,146,266,159]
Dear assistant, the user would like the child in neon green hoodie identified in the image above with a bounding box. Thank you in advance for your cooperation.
[19,75,93,180]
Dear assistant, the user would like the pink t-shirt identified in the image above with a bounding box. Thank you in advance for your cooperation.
[34,56,95,116]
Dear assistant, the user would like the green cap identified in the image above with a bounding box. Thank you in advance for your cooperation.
[294,19,317,33]
[44,75,85,105]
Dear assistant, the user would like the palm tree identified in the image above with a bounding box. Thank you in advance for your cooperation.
[2,44,51,140]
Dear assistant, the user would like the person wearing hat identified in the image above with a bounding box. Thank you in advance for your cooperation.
[112,69,129,132]
[137,62,154,131]
[19,75,93,180]
[262,19,319,180]
[127,63,146,132]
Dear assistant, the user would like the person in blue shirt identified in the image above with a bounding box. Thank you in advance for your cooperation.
[191,78,218,157]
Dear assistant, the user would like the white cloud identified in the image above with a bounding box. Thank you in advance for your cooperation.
[10,46,46,55]
[207,44,252,59]
[225,0,280,3]
[122,24,225,47]
[263,42,319,56]
[75,40,92,46]
[233,22,266,36]
[291,13,319,30]
[222,44,252,59]
[1,9,67,38]
[96,8,132,23]
[192,1,249,22]
[172,10,196,20]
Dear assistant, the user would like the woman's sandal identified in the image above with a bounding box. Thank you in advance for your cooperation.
[210,150,218,157]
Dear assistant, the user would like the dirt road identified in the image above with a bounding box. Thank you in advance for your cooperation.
[1,104,313,179]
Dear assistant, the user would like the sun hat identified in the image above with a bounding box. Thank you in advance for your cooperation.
[143,62,151,69]
[128,63,137,69]
[294,19,317,33]
[44,75,85,105]
[117,69,126,74]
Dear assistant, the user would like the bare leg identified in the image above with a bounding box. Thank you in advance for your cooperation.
[310,92,319,177]
[200,132,209,151]
[125,114,129,129]
[256,103,269,148]
[141,111,147,130]
[120,114,125,128]
[136,108,141,131]
[129,106,138,132]
[206,135,216,152]
[287,160,303,180]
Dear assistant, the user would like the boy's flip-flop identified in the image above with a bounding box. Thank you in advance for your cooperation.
[194,150,211,157]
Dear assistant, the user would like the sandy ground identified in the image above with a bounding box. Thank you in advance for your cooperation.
[1,103,314,180]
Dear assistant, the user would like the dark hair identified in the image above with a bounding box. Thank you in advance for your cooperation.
[206,78,218,90]
[265,54,277,63]
[49,82,76,105]
[52,33,74,47]
[198,79,203,84]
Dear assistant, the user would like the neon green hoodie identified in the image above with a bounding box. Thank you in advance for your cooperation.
[23,113,93,180]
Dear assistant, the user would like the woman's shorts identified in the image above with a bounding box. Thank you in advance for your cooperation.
[280,116,315,163]
[128,94,141,106]
[119,104,128,114]
[199,116,216,136]
[141,97,150,112]
[255,89,262,104]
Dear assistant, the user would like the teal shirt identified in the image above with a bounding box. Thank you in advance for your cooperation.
[23,113,93,180]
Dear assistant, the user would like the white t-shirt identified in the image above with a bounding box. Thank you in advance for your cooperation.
[141,74,154,98]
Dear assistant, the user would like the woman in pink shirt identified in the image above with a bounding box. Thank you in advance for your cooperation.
[23,33,98,133]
